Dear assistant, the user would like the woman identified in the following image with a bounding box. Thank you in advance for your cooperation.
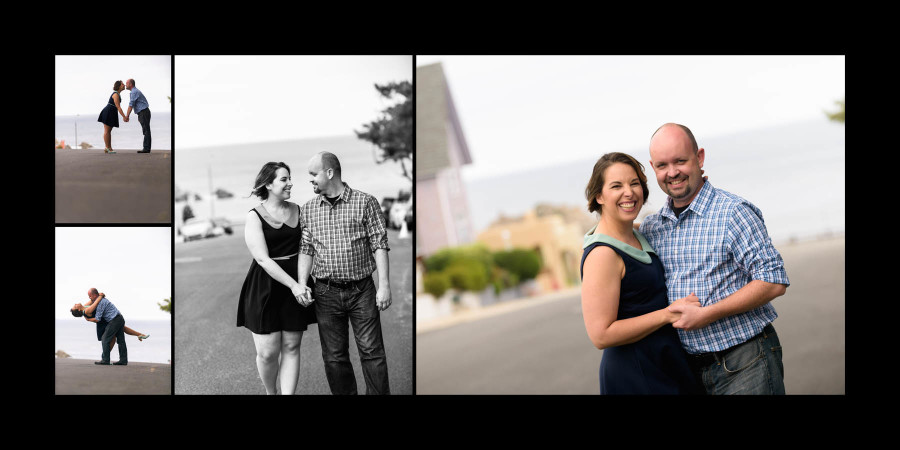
[97,80,128,154]
[80,293,150,348]
[580,152,704,394]
[237,162,317,395]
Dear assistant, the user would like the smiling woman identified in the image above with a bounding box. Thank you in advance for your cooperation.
[236,161,317,395]
[579,151,705,395]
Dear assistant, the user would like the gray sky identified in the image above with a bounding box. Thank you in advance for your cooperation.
[416,55,845,180]
[55,227,171,321]
[175,55,412,149]
[55,55,171,116]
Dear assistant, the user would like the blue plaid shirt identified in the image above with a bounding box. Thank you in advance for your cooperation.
[93,297,120,323]
[128,87,149,113]
[639,181,789,354]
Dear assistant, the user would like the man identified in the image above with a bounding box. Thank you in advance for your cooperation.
[298,151,392,395]
[638,123,790,395]
[71,288,128,366]
[125,79,151,153]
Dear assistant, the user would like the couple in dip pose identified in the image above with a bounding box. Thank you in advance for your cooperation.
[237,151,392,395]
[71,289,149,366]
[581,123,790,395]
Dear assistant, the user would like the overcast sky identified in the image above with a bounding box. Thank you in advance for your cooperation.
[56,227,171,321]
[416,55,845,180]
[55,55,171,116]
[175,55,412,149]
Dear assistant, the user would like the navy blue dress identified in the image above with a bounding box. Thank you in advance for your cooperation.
[97,92,119,127]
[581,232,703,395]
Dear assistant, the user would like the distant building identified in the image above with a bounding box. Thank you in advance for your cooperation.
[416,62,475,258]
[477,204,594,292]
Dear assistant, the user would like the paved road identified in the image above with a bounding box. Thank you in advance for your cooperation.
[416,237,845,395]
[55,358,171,395]
[55,148,171,223]
[175,226,413,394]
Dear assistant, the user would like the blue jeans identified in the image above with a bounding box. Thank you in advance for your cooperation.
[100,313,127,364]
[314,277,390,395]
[689,323,785,395]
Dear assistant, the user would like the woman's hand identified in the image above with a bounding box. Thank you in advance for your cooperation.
[291,283,313,307]
[666,293,700,323]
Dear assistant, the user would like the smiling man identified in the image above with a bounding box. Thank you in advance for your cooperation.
[638,123,790,395]
[298,151,392,395]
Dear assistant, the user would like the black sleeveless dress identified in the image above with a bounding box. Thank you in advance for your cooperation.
[580,229,703,395]
[237,203,316,334]
[97,92,119,127]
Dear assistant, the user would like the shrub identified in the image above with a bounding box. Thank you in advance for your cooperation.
[423,272,450,298]
[444,263,489,292]
[492,249,542,280]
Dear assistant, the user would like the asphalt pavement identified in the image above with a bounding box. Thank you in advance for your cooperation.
[55,358,171,395]
[174,225,413,394]
[55,148,171,223]
[416,236,845,395]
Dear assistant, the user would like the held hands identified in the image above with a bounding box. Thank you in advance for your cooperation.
[292,283,314,307]
[667,292,709,331]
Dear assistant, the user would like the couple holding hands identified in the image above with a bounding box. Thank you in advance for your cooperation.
[237,151,392,395]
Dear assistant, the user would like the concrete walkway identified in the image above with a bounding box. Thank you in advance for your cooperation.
[55,148,171,223]
[55,358,171,395]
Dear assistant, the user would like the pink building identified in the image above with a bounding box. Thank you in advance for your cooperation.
[416,62,475,258]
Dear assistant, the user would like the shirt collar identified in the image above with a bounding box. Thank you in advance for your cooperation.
[582,226,656,264]
[660,180,716,220]
[317,182,351,206]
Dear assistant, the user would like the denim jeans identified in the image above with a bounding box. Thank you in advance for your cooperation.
[100,313,127,364]
[314,277,390,395]
[138,109,151,150]
[688,323,785,395]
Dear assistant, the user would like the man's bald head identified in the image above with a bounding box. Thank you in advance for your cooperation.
[313,151,341,177]
[650,123,698,154]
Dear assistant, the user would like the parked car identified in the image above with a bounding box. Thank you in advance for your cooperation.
[181,217,233,241]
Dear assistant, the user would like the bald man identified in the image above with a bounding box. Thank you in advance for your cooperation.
[71,288,129,365]
[125,79,151,153]
[638,123,790,395]
[298,151,392,395]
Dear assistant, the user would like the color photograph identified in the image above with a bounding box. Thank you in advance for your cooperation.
[55,227,172,395]
[415,55,845,395]
[55,55,172,223]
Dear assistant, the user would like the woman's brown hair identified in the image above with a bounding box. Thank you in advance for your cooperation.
[584,152,649,214]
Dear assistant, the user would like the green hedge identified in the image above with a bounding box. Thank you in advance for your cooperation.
[422,245,542,296]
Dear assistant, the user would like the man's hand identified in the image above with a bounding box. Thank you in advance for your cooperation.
[669,299,712,331]
[124,115,129,122]
[375,285,392,311]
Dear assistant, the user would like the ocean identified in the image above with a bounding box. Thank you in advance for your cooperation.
[174,135,411,226]
[55,319,171,364]
[55,112,171,150]
[464,118,845,244]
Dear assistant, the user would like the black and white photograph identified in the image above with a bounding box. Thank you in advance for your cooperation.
[174,55,413,395]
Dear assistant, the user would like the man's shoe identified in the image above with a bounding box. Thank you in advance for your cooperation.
[95,361,111,365]
[137,149,150,153]
[113,361,128,366]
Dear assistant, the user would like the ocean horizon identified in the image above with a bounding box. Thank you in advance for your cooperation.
[463,117,845,245]
[174,134,412,227]
[55,112,171,150]
[56,319,171,364]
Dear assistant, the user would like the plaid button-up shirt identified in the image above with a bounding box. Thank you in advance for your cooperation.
[639,181,790,354]
[300,182,390,281]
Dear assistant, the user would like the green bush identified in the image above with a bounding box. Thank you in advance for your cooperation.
[492,249,542,280]
[444,263,489,292]
[423,272,450,298]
